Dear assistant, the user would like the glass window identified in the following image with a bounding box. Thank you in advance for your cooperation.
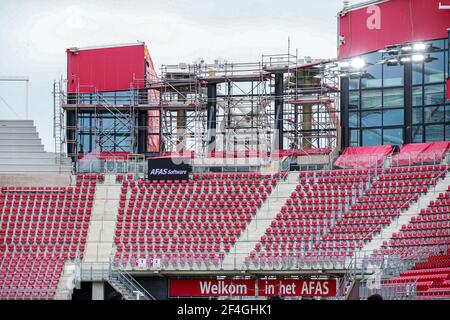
[446,125,450,140]
[383,109,404,126]
[361,111,382,127]
[429,39,446,50]
[446,105,450,122]
[424,84,445,105]
[361,90,382,109]
[412,64,423,85]
[425,125,444,142]
[383,88,404,108]
[383,128,403,145]
[383,64,404,87]
[424,51,445,84]
[350,129,360,146]
[412,126,423,143]
[361,52,383,89]
[349,78,360,90]
[424,106,445,124]
[412,86,423,106]
[349,112,359,128]
[361,65,382,88]
[412,107,423,125]
[349,92,360,110]
[362,129,382,146]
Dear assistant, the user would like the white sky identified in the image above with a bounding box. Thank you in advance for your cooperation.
[0,0,369,151]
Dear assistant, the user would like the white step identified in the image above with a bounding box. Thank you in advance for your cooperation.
[0,164,72,173]
[0,120,34,126]
[0,138,42,145]
[0,145,44,152]
[0,152,67,159]
[0,157,71,165]
[0,126,37,133]
[0,133,39,139]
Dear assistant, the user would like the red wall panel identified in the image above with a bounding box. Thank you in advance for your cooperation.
[447,78,450,102]
[67,44,146,93]
[338,0,450,59]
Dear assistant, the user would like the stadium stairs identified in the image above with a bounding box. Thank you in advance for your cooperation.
[221,172,299,269]
[0,120,72,174]
[83,175,121,264]
[358,172,450,260]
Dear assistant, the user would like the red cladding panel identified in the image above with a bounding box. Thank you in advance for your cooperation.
[338,0,450,59]
[447,78,450,102]
[67,44,146,93]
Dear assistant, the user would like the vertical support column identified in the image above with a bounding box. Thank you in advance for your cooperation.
[207,84,217,153]
[302,104,313,148]
[340,77,349,149]
[404,62,413,144]
[137,110,147,154]
[92,282,105,300]
[176,110,186,151]
[67,110,76,160]
[274,73,284,150]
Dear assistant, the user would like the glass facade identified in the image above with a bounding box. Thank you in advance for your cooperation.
[67,89,149,105]
[77,112,134,154]
[345,38,449,147]
[67,89,155,156]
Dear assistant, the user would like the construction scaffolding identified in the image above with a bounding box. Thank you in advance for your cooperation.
[151,53,341,157]
[54,50,341,172]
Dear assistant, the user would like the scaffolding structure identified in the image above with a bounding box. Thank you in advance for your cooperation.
[54,50,341,171]
[149,53,341,157]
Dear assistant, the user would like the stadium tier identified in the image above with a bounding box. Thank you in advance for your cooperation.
[0,174,103,299]
[113,172,285,269]
[1,143,450,300]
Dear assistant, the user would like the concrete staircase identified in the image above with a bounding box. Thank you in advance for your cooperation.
[54,261,79,300]
[0,120,72,173]
[83,176,121,263]
[221,172,299,269]
[358,172,450,259]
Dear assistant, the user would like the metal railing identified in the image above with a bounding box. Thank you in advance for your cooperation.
[109,269,155,300]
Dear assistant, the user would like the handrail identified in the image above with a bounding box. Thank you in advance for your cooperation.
[110,269,156,300]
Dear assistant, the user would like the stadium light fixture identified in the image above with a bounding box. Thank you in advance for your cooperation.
[338,61,350,69]
[401,45,412,52]
[400,57,411,63]
[413,43,427,51]
[351,57,365,69]
[411,54,426,62]
[387,58,399,64]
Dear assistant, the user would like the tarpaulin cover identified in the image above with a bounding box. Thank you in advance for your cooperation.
[334,145,393,169]
[391,142,450,166]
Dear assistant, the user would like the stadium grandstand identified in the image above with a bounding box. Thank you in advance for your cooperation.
[1,0,450,301]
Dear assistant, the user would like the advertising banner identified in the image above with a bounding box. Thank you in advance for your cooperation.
[169,279,337,298]
[169,280,257,298]
[147,158,190,181]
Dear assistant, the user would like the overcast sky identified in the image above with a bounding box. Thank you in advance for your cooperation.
[0,0,369,152]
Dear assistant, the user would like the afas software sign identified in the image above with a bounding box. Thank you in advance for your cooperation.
[147,158,190,181]
[169,279,337,298]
